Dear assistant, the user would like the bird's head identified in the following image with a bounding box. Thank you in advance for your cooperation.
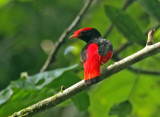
[69,27,102,43]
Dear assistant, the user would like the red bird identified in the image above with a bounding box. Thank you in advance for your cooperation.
[70,27,113,84]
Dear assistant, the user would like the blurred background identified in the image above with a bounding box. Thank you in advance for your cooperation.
[0,0,160,117]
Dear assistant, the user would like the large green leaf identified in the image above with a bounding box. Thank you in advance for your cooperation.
[89,70,136,117]
[109,100,132,117]
[0,64,89,116]
[126,1,150,30]
[104,5,146,45]
[89,69,160,117]
[72,90,89,111]
[138,0,160,22]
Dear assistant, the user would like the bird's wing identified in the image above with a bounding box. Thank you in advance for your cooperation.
[80,45,88,63]
[97,39,113,56]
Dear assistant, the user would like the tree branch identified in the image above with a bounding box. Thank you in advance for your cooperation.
[40,0,93,72]
[113,50,160,75]
[112,27,160,75]
[10,41,160,117]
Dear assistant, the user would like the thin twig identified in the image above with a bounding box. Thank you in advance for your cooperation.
[122,0,135,10]
[127,67,160,75]
[127,60,146,99]
[127,73,139,99]
[112,24,160,59]
[103,24,114,38]
[146,29,155,45]
[111,25,160,57]
[40,0,93,72]
[144,25,160,35]
[112,52,160,75]
[10,41,160,117]
[113,42,132,57]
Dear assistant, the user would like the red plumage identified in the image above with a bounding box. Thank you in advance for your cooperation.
[83,43,101,81]
[100,51,113,65]
[83,44,113,82]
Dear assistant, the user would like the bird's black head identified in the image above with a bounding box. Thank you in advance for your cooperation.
[69,27,102,43]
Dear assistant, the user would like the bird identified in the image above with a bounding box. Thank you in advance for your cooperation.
[70,27,113,84]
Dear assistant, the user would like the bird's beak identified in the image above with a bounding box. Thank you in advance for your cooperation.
[69,35,77,39]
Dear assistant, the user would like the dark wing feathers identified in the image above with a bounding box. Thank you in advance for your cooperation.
[80,38,113,63]
[80,45,88,63]
[97,39,113,56]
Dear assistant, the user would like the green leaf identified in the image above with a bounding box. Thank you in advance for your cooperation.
[48,71,90,111]
[138,0,160,22]
[88,70,136,117]
[0,86,13,105]
[0,64,89,116]
[0,0,10,7]
[109,100,132,117]
[72,90,90,111]
[104,5,146,45]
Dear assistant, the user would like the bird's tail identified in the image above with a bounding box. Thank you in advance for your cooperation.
[83,44,101,84]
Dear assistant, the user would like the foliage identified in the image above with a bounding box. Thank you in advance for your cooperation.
[0,64,89,116]
[0,0,160,117]
[105,5,146,45]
